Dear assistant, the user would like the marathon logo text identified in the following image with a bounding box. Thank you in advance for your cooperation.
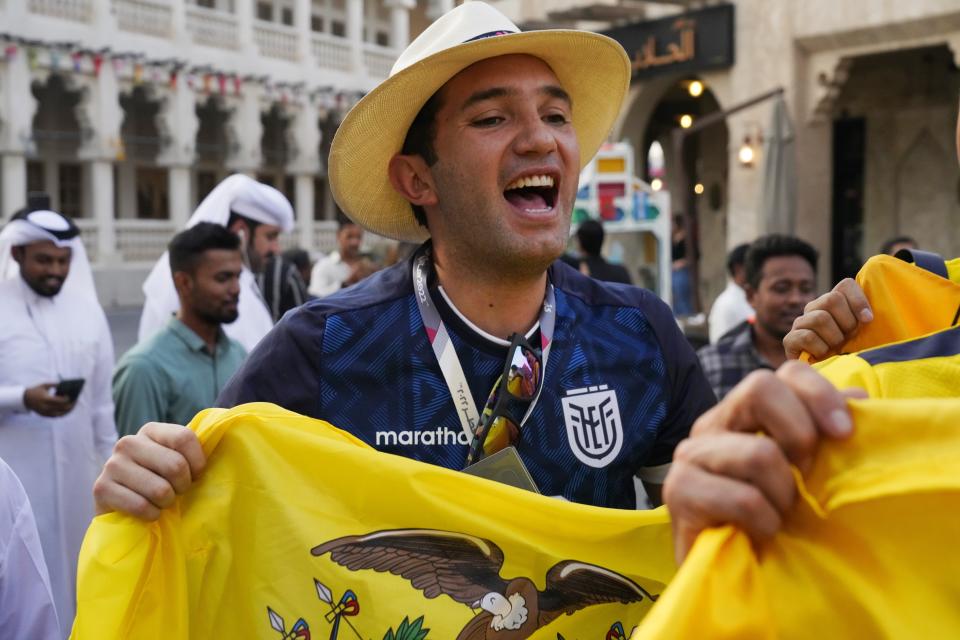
[375,427,471,447]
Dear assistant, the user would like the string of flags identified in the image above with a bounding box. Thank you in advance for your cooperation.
[0,33,366,112]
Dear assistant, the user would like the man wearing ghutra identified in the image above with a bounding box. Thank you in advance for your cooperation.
[0,208,116,630]
[138,174,295,353]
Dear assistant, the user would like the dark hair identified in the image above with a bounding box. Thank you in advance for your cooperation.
[226,211,260,237]
[576,220,605,257]
[336,214,360,231]
[282,247,311,271]
[879,235,916,256]
[744,234,818,289]
[726,243,750,276]
[400,90,443,229]
[169,222,241,274]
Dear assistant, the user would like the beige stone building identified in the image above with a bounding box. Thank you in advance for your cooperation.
[0,0,455,304]
[497,0,960,306]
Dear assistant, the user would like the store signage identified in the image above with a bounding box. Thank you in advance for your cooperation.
[604,4,735,79]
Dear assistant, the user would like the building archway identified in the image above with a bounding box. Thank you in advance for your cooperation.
[828,44,960,280]
[119,85,167,219]
[194,95,232,205]
[259,102,294,205]
[30,74,85,217]
[617,75,730,311]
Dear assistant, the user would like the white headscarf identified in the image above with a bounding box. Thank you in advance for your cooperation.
[0,209,98,304]
[138,174,295,349]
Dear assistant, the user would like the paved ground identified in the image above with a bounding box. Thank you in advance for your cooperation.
[105,306,142,361]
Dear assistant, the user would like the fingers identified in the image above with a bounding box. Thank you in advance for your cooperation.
[692,363,851,475]
[673,433,796,516]
[139,422,206,480]
[33,396,73,418]
[666,363,858,564]
[664,453,785,565]
[92,423,205,521]
[783,279,873,361]
[833,278,874,324]
[93,468,163,521]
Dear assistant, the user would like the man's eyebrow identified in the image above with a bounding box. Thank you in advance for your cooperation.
[459,85,573,111]
[460,87,512,111]
[543,85,572,106]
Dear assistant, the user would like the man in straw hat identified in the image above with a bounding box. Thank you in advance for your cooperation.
[93,2,858,565]
[0,207,117,628]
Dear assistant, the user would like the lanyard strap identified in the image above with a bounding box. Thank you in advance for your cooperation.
[412,247,555,439]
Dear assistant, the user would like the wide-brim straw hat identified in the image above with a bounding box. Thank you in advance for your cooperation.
[328,1,631,243]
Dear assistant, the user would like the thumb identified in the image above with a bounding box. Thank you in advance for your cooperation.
[841,387,869,400]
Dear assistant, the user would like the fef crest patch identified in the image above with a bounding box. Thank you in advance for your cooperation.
[561,385,623,468]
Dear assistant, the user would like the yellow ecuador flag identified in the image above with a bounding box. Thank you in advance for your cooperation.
[72,403,675,640]
[633,399,960,639]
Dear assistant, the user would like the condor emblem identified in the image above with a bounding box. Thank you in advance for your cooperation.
[561,385,623,468]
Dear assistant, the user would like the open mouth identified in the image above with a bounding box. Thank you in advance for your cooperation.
[503,174,558,213]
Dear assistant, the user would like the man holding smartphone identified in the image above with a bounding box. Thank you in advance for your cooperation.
[0,206,116,631]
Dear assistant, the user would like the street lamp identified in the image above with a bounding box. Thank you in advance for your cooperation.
[688,80,704,97]
[679,114,693,129]
[737,136,756,167]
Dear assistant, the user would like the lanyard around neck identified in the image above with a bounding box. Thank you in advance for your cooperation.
[412,246,555,439]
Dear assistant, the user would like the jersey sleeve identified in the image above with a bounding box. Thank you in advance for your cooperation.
[217,306,324,418]
[642,296,717,471]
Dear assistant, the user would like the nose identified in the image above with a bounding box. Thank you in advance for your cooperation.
[787,287,811,307]
[49,261,69,279]
[512,112,558,157]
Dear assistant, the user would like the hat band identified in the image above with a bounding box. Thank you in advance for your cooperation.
[463,29,518,43]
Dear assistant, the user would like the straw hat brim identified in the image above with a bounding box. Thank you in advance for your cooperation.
[329,30,631,243]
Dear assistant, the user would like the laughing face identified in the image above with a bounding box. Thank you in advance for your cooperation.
[417,54,580,278]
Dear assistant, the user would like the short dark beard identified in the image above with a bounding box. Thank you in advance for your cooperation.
[22,275,64,298]
[196,308,239,326]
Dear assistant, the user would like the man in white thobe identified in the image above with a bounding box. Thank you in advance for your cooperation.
[0,456,61,639]
[138,174,294,352]
[0,209,116,632]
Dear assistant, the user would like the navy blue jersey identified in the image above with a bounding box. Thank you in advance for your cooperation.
[219,253,715,508]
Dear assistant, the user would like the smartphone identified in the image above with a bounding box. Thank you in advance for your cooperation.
[55,378,85,402]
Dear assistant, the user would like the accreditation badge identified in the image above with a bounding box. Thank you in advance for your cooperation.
[462,446,540,493]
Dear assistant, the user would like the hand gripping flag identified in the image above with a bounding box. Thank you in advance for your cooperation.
[632,398,960,639]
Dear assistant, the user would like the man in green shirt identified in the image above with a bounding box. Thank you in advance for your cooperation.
[113,223,248,437]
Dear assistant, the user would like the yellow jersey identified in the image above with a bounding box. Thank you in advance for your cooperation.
[826,254,960,357]
[635,399,960,639]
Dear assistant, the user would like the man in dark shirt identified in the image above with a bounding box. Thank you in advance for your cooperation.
[575,219,632,284]
[256,253,309,323]
[697,234,818,398]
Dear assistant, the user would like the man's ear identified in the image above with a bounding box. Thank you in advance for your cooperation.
[745,283,758,309]
[10,246,23,265]
[172,270,192,296]
[388,153,438,209]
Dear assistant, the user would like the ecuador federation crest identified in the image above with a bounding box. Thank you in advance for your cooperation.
[561,385,623,468]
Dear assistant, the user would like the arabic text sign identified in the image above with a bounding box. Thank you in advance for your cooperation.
[604,4,735,80]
